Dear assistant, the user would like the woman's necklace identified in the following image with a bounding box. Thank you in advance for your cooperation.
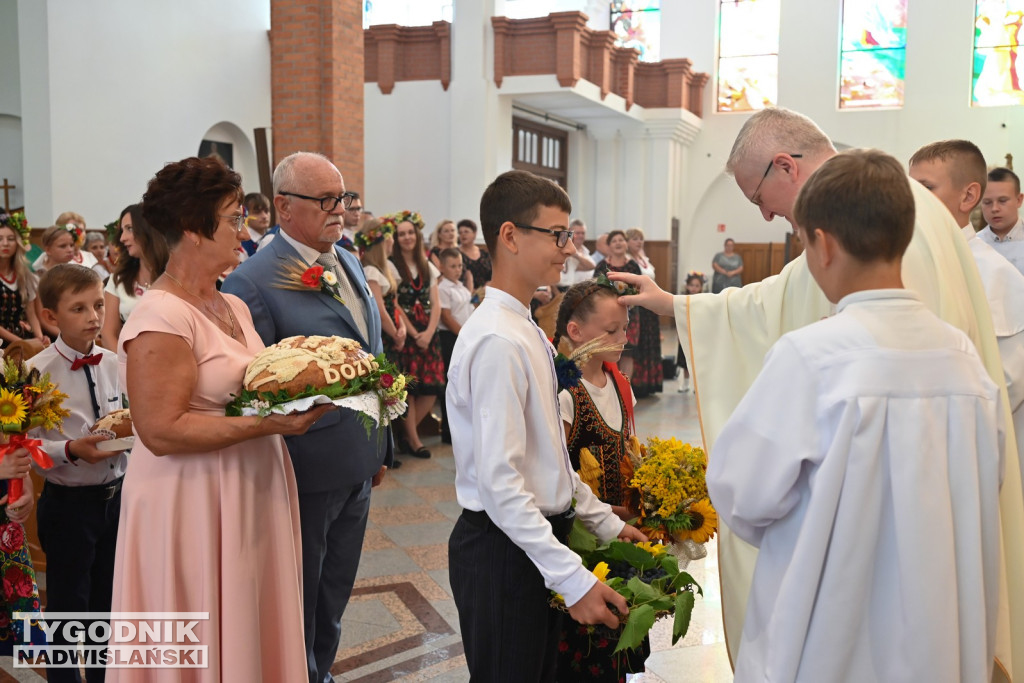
[0,268,16,285]
[164,271,237,337]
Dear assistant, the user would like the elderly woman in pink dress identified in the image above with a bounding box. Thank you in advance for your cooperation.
[110,156,330,682]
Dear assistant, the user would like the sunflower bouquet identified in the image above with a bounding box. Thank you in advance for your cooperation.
[552,525,702,665]
[629,437,718,561]
[0,357,70,503]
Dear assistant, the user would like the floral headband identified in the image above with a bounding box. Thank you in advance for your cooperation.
[595,271,639,296]
[686,270,706,284]
[355,220,395,251]
[0,211,31,247]
[386,210,424,231]
[61,222,85,247]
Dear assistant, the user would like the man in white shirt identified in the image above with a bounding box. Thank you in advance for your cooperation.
[447,170,645,682]
[979,167,1024,275]
[557,219,596,289]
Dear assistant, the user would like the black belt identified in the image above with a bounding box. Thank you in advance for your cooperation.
[460,507,576,543]
[44,476,123,502]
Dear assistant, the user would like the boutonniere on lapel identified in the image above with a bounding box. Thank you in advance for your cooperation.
[274,258,346,305]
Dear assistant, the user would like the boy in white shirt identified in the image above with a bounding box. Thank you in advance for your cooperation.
[446,170,646,682]
[437,248,473,444]
[30,264,127,682]
[708,150,1005,683]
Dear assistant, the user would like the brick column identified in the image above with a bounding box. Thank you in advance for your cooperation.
[270,0,364,193]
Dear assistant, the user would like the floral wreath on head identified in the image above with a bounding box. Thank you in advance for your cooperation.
[0,211,31,247]
[594,271,639,297]
[686,270,706,285]
[104,219,120,243]
[386,210,425,232]
[355,219,396,252]
[60,222,85,248]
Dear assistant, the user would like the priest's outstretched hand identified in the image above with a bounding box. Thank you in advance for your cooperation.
[607,272,675,316]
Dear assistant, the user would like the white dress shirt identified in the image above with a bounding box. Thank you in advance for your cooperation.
[28,336,127,485]
[978,219,1024,276]
[438,277,473,331]
[446,287,624,607]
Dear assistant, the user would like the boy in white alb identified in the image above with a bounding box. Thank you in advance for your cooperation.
[447,171,646,682]
[437,248,473,443]
[708,150,1005,683]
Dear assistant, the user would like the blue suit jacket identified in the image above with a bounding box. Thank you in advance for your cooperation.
[222,235,392,493]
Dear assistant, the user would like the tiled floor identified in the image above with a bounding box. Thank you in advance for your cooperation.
[333,371,733,682]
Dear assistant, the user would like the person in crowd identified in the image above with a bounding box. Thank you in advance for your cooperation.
[100,205,168,351]
[711,238,744,293]
[111,156,331,682]
[338,190,363,253]
[457,218,492,292]
[84,232,113,281]
[591,232,610,266]
[447,170,646,682]
[0,213,45,347]
[30,264,128,683]
[54,212,97,269]
[710,149,1003,683]
[595,230,641,378]
[390,211,445,458]
[624,227,663,396]
[430,219,474,291]
[979,167,1024,275]
[222,151,392,683]
[552,278,649,681]
[556,219,596,291]
[241,192,272,256]
[35,226,81,339]
[606,106,1024,676]
[676,272,706,392]
[436,247,473,445]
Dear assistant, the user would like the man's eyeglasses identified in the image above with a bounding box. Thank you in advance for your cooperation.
[750,153,802,205]
[219,214,247,233]
[280,191,358,212]
[514,223,573,248]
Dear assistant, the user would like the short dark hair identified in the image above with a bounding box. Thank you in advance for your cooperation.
[793,149,914,263]
[39,263,102,311]
[439,247,462,263]
[479,171,572,254]
[910,140,987,195]
[456,218,477,233]
[143,156,243,247]
[243,192,271,213]
[988,166,1021,194]
[606,229,627,245]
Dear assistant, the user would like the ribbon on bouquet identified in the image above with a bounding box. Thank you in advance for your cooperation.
[0,434,53,504]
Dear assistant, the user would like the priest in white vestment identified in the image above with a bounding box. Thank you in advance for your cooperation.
[612,109,1024,682]
[708,150,1004,683]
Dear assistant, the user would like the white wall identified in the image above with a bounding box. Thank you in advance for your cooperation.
[0,0,24,211]
[18,0,271,228]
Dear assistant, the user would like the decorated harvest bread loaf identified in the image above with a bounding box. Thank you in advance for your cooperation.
[91,409,133,439]
[244,335,379,396]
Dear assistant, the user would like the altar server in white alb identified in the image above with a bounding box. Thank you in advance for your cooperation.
[708,150,1005,683]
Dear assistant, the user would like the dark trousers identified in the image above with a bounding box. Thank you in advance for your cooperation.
[36,480,122,683]
[438,330,458,442]
[299,480,372,683]
[449,509,573,682]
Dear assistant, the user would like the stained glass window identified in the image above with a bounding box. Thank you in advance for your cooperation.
[839,0,907,108]
[611,0,661,62]
[717,0,780,113]
[973,0,1024,106]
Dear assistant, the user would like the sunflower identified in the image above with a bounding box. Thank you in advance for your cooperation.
[0,389,27,426]
[675,499,718,544]
[591,562,610,583]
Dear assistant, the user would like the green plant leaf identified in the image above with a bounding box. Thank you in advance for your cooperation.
[626,576,662,604]
[567,519,598,555]
[608,541,658,570]
[672,591,696,645]
[658,553,680,575]
[614,604,655,653]
[672,571,703,596]
[605,577,624,591]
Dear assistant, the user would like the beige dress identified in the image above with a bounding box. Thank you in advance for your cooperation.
[109,290,306,682]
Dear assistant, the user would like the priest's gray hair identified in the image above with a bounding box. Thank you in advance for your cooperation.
[725,108,837,176]
[273,151,341,196]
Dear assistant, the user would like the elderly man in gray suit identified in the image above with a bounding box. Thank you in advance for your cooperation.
[223,151,393,683]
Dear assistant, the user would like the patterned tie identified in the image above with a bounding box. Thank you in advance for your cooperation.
[315,251,369,342]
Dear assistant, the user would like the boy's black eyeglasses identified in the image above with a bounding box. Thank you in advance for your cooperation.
[279,191,358,212]
[514,223,572,248]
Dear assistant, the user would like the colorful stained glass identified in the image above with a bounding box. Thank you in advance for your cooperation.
[973,0,1024,106]
[611,0,661,62]
[839,0,907,108]
[717,0,780,113]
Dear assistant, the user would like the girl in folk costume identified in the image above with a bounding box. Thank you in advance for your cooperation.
[389,211,445,459]
[53,212,97,268]
[0,214,45,347]
[552,278,649,682]
[359,218,407,360]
